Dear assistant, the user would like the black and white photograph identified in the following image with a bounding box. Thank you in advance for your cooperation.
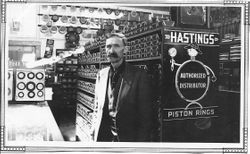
[0,0,248,153]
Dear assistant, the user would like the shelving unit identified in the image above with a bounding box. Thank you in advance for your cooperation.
[53,49,78,106]
[76,52,99,141]
[219,38,241,93]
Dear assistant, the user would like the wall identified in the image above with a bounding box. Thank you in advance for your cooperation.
[6,3,75,58]
[7,4,38,40]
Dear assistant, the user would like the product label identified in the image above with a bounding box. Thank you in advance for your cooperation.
[164,30,219,45]
[164,106,219,121]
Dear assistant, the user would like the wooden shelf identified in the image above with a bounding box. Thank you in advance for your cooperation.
[80,62,100,65]
[79,56,162,65]
[77,87,95,95]
[83,27,162,51]
[100,60,110,64]
[76,124,91,141]
[76,98,94,111]
[76,112,92,124]
[85,46,100,52]
[126,56,161,62]
[127,27,162,40]
[56,63,78,66]
[219,89,240,94]
[220,39,241,45]
[78,75,96,80]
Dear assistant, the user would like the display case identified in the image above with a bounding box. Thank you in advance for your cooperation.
[7,102,64,142]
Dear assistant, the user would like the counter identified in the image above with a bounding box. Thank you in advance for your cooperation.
[7,101,64,141]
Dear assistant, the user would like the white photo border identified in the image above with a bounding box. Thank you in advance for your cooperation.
[0,0,249,153]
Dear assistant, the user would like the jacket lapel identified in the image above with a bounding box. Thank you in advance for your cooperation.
[98,67,110,110]
[116,63,133,113]
[93,67,110,141]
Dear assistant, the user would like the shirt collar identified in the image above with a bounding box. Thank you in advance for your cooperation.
[110,59,126,76]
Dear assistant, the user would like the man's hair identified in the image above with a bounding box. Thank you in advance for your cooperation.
[106,32,127,46]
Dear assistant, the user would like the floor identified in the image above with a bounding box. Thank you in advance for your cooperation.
[48,101,76,141]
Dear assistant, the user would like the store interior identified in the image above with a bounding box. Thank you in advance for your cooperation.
[5,4,241,142]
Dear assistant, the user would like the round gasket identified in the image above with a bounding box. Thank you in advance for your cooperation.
[51,15,59,22]
[51,5,58,11]
[61,15,68,23]
[28,91,35,98]
[17,82,26,90]
[50,26,58,34]
[27,72,35,79]
[36,72,44,80]
[42,14,50,23]
[70,16,78,24]
[61,5,67,11]
[80,17,87,25]
[40,25,49,33]
[26,82,36,91]
[37,91,44,97]
[18,92,24,98]
[105,8,112,15]
[36,83,44,90]
[76,26,82,34]
[17,72,25,79]
[59,26,67,34]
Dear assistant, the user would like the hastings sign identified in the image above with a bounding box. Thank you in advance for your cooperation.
[164,30,220,45]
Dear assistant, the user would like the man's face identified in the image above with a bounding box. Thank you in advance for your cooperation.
[105,36,125,64]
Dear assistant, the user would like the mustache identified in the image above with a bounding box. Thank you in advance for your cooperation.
[107,53,118,58]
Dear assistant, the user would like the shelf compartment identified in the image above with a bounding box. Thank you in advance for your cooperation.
[77,80,95,95]
[76,91,95,110]
[76,103,93,124]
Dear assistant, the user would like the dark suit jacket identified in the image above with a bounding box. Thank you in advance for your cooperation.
[92,63,153,142]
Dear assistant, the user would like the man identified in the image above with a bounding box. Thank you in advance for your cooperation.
[92,33,153,142]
